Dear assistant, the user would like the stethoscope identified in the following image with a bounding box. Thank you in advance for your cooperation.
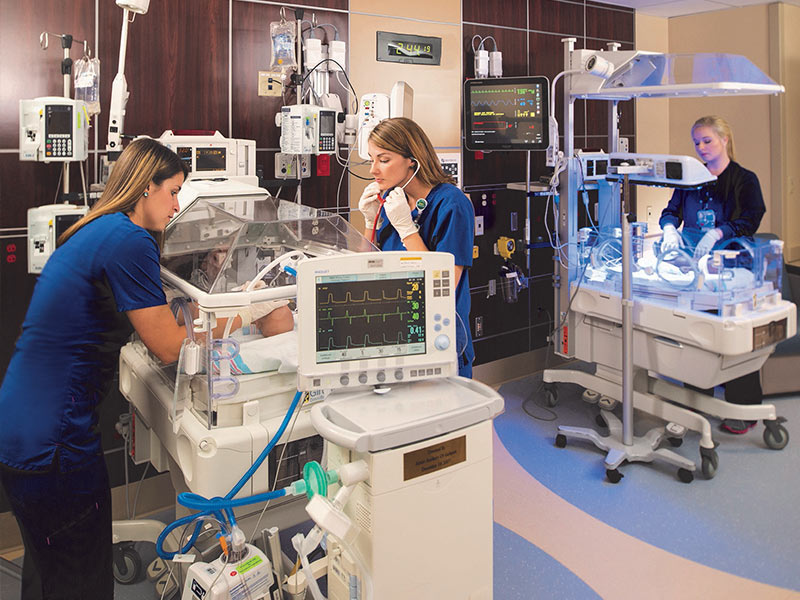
[370,158,427,241]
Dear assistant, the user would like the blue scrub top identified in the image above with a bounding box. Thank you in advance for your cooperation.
[376,183,475,377]
[0,212,167,472]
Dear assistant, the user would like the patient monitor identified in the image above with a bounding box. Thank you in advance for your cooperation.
[296,251,458,391]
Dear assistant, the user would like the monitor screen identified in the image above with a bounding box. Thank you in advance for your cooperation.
[195,147,226,171]
[464,77,549,151]
[177,147,193,172]
[315,270,426,364]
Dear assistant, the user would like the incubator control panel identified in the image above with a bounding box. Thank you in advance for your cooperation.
[296,251,458,392]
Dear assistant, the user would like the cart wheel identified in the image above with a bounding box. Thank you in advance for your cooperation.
[544,384,558,407]
[555,434,567,448]
[667,437,683,448]
[606,468,623,483]
[763,423,789,450]
[677,468,694,484]
[595,414,608,428]
[112,544,142,585]
[701,454,717,479]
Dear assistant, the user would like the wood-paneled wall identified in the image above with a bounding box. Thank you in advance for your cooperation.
[462,0,635,365]
[0,0,635,505]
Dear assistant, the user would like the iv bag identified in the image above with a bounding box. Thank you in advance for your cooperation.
[270,20,297,71]
[74,56,101,116]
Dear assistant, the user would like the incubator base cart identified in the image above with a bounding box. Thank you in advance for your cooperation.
[311,377,504,600]
[543,42,794,482]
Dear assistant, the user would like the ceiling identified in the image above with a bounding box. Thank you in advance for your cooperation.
[600,0,800,18]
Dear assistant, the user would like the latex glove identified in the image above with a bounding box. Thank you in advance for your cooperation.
[660,224,683,253]
[383,187,418,241]
[359,181,382,230]
[694,228,723,259]
[239,299,289,327]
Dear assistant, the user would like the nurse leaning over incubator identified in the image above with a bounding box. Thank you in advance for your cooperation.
[0,138,287,600]
[358,117,476,377]
[658,115,767,433]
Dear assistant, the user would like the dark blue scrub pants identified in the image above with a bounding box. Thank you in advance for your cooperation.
[0,454,113,600]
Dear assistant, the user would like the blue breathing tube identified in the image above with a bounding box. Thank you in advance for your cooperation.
[156,389,304,559]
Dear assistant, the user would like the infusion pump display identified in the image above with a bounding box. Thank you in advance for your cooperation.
[315,270,426,363]
[297,252,458,392]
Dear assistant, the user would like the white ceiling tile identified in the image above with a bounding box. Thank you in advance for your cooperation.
[632,0,734,17]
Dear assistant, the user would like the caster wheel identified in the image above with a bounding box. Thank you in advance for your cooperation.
[763,423,789,450]
[701,454,718,479]
[582,389,600,404]
[595,414,608,428]
[667,437,683,448]
[677,468,694,483]
[555,434,567,448]
[112,544,142,585]
[606,468,623,484]
[544,384,558,407]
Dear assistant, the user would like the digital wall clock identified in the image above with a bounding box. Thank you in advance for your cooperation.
[376,31,442,65]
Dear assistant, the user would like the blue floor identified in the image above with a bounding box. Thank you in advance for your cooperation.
[494,372,800,592]
[494,523,601,600]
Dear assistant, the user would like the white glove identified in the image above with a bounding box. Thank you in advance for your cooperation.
[239,299,290,327]
[694,228,723,259]
[359,181,382,230]
[236,279,288,327]
[383,187,418,241]
[660,224,683,253]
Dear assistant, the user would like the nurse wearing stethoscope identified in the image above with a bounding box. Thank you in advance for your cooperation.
[658,115,767,434]
[358,117,476,377]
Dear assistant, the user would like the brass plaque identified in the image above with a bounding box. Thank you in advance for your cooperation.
[403,435,466,481]
[753,318,787,350]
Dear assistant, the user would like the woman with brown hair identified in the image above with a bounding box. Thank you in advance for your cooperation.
[358,117,476,377]
[0,138,278,599]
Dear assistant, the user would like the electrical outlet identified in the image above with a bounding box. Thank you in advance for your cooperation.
[618,137,629,153]
[475,215,484,236]
[647,205,653,220]
[258,71,283,97]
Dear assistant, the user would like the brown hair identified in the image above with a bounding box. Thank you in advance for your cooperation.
[368,117,455,187]
[692,115,735,161]
[59,137,188,245]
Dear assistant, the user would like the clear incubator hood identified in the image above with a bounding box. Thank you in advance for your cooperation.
[161,196,374,303]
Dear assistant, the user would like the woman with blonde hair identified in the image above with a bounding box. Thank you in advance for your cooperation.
[358,117,476,377]
[0,138,280,599]
[659,115,766,433]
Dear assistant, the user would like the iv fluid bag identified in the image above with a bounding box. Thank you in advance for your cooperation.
[74,56,101,116]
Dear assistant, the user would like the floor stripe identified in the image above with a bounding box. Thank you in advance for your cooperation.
[493,428,800,600]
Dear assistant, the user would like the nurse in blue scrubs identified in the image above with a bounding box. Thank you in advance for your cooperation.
[0,138,279,599]
[358,117,476,377]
